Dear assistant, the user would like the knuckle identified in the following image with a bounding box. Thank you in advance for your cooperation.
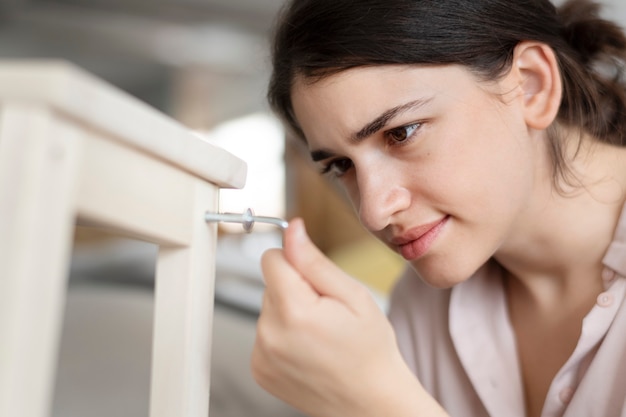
[250,348,270,384]
[281,303,307,327]
[255,318,286,357]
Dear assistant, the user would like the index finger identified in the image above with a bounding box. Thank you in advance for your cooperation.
[261,247,319,308]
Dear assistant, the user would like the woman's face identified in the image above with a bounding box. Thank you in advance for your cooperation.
[291,65,543,288]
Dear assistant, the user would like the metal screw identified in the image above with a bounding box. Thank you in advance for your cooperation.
[205,208,288,233]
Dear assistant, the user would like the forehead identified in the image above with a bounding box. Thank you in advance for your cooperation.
[290,65,491,144]
[292,65,441,110]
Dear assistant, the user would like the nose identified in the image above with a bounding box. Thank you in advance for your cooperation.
[356,167,411,232]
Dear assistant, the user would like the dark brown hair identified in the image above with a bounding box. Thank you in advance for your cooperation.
[268,0,626,183]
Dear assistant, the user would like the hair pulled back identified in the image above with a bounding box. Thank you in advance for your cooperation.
[268,0,626,181]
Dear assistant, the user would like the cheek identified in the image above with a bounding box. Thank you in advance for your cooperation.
[419,114,533,219]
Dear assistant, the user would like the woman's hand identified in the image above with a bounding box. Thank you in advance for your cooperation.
[250,218,447,417]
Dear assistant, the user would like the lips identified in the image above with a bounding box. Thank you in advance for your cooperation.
[391,216,449,260]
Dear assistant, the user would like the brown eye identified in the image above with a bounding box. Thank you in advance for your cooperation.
[387,123,420,143]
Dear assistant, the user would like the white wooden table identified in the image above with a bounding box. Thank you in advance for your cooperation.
[0,60,247,417]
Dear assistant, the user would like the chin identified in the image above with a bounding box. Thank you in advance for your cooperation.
[407,256,482,289]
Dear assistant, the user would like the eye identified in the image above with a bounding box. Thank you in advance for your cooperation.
[386,123,421,144]
[320,158,353,178]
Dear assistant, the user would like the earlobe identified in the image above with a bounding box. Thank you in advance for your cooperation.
[512,41,562,130]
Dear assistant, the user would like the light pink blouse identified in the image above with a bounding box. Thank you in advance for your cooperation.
[388,211,626,417]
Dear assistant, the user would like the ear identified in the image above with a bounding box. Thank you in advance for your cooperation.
[509,41,562,130]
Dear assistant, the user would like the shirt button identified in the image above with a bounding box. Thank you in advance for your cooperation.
[597,292,614,307]
[559,387,575,404]
[602,267,616,283]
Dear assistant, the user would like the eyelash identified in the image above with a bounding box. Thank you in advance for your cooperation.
[320,122,423,178]
[385,122,421,146]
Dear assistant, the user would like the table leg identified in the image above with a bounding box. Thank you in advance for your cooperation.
[0,105,81,417]
[150,180,219,417]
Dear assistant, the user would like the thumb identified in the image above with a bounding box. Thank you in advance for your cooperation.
[283,218,365,302]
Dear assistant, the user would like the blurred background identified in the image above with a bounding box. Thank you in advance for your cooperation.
[0,0,404,416]
[3,0,625,415]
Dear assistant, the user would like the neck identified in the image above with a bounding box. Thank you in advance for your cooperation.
[494,134,626,307]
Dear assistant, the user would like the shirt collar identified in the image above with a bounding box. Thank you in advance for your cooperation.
[603,202,626,277]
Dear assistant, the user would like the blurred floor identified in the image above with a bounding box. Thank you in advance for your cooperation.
[51,235,306,417]
[52,281,306,417]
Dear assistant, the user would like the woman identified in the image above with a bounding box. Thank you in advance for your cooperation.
[251,0,626,416]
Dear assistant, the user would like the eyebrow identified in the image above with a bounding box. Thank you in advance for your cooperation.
[310,97,432,162]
